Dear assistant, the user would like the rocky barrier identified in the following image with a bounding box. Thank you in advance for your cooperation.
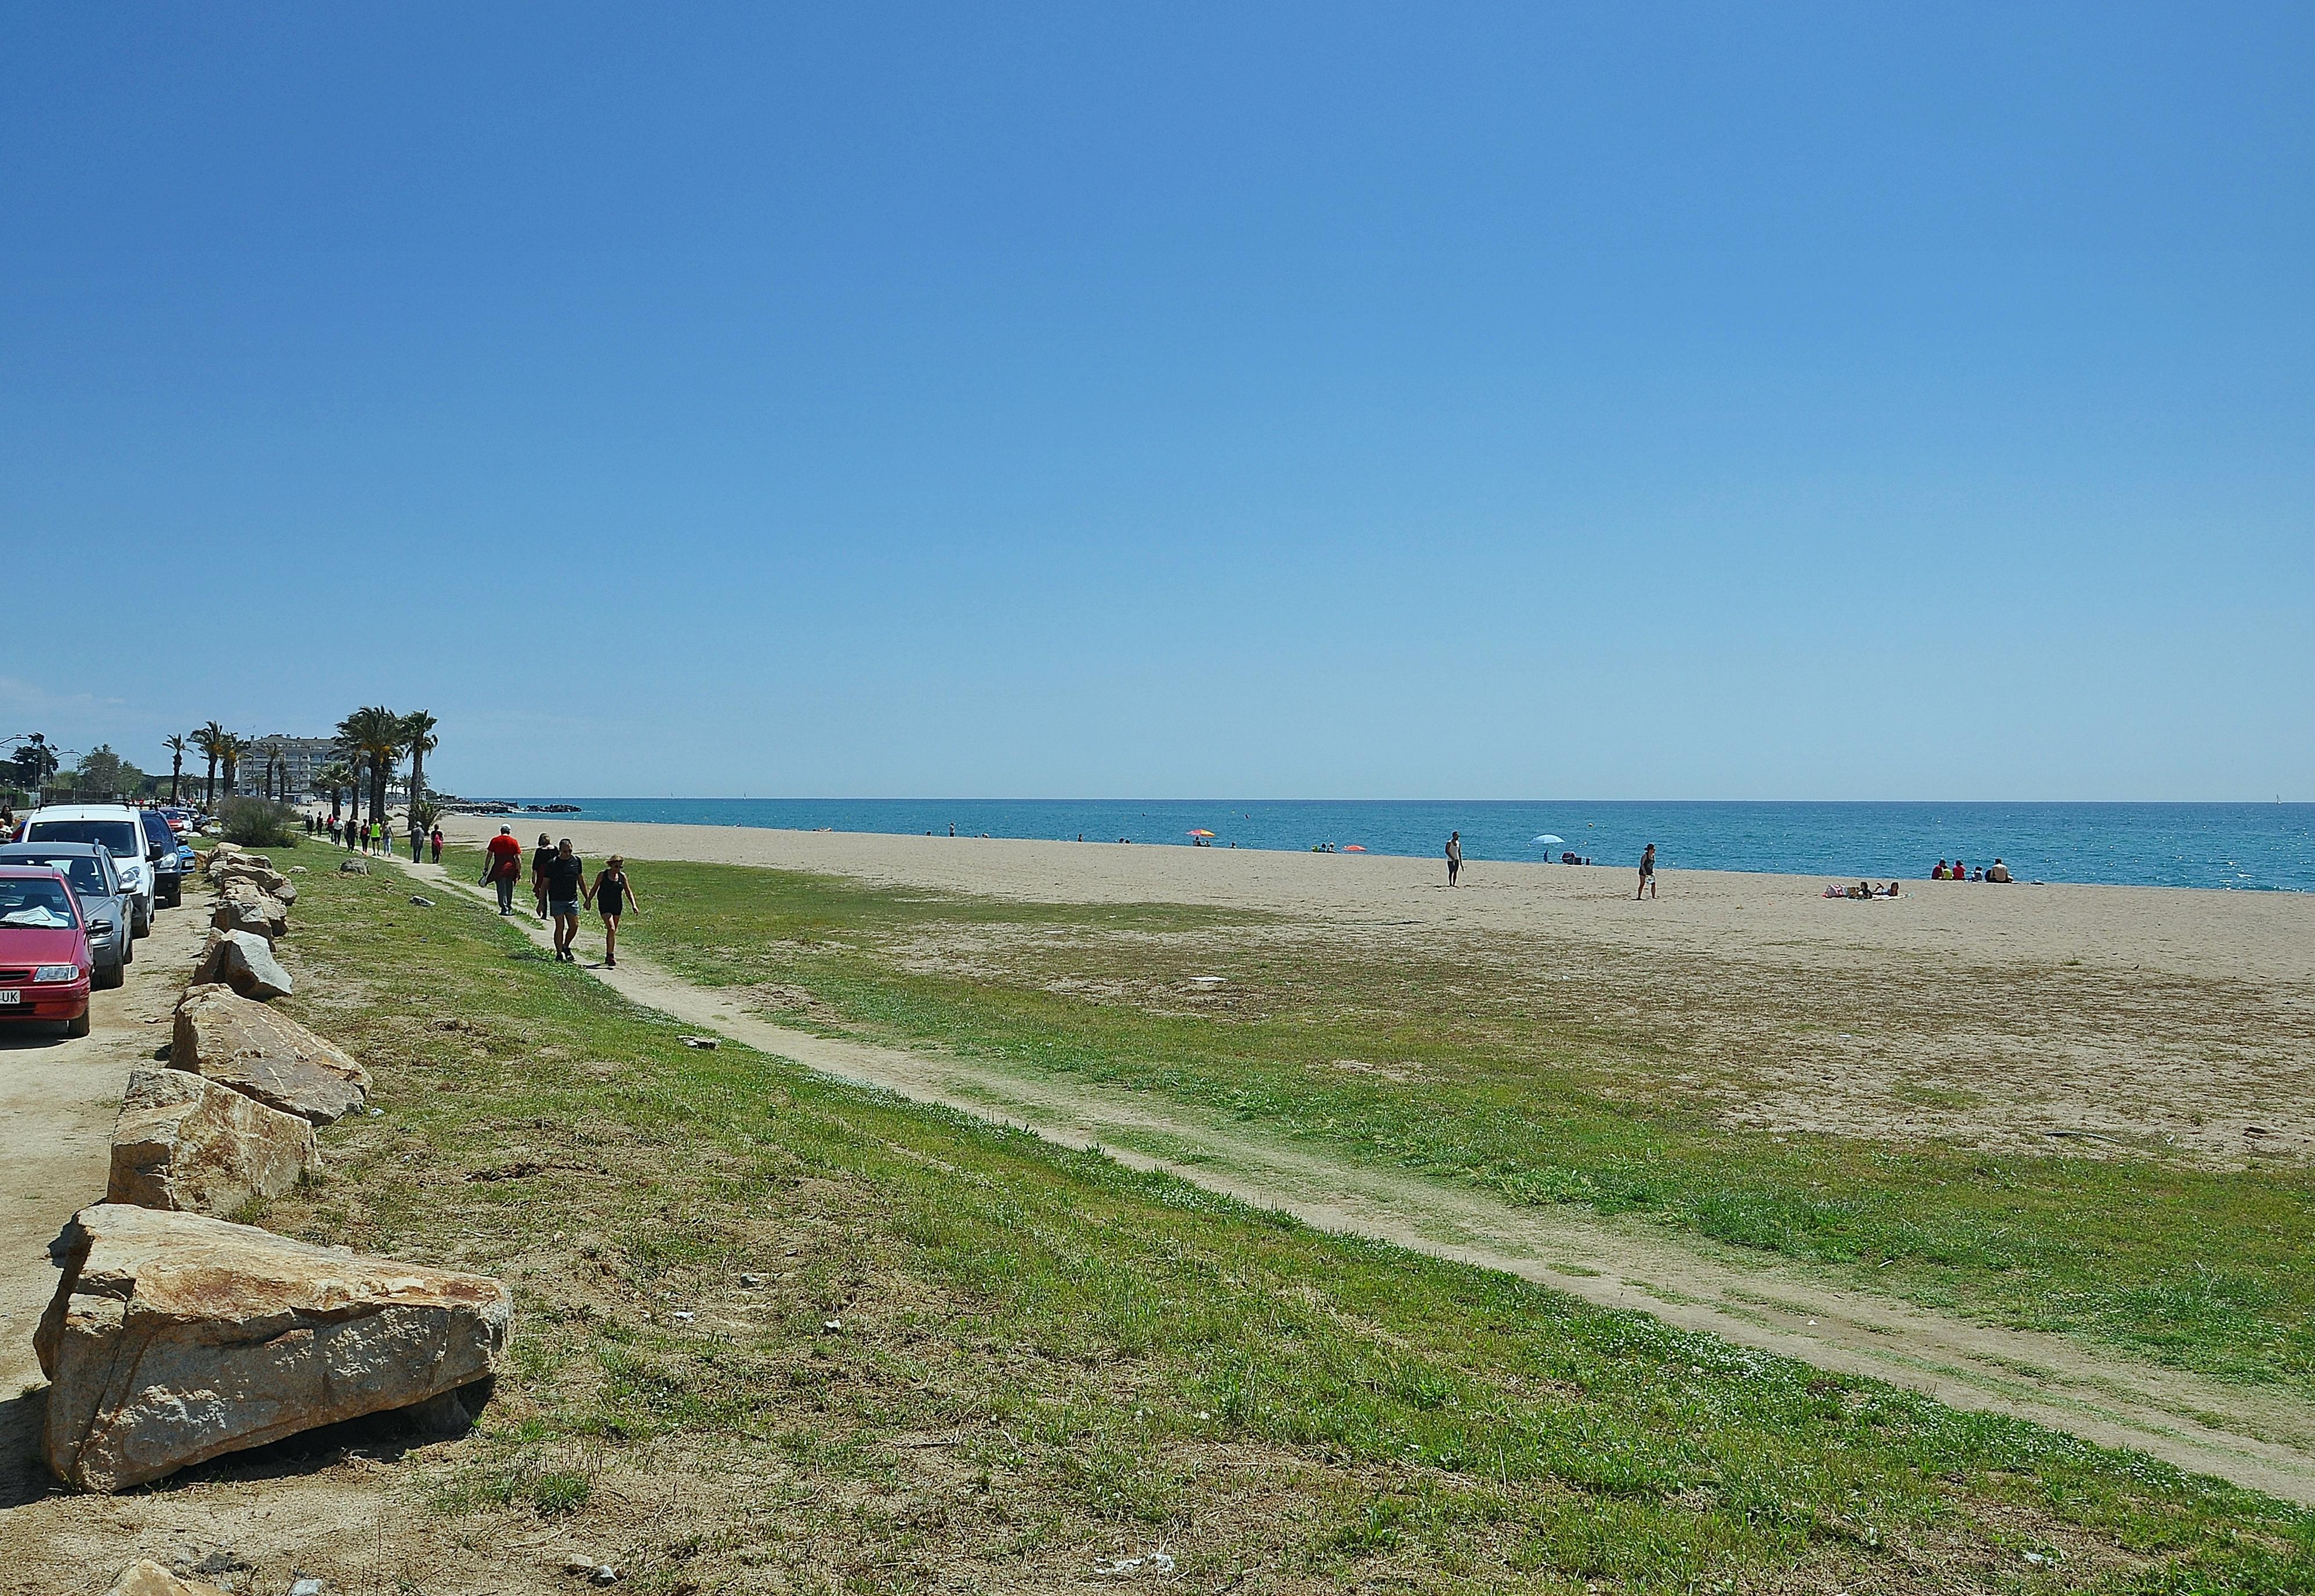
[28,839,512,1495]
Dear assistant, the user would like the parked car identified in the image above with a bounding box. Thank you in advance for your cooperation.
[0,843,131,987]
[0,864,93,1036]
[17,803,155,936]
[138,809,184,908]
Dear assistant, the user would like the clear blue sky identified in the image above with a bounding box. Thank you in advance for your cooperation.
[5,4,2310,800]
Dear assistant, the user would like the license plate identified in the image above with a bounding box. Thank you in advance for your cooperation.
[0,990,20,1004]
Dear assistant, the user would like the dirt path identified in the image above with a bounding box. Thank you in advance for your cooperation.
[0,882,209,1493]
[401,855,2315,1506]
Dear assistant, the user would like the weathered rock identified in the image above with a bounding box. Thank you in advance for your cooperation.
[109,1068,320,1216]
[172,984,368,1122]
[194,930,293,1000]
[212,859,293,898]
[211,883,288,941]
[339,858,369,875]
[35,1203,510,1492]
[272,876,298,905]
[108,1561,234,1596]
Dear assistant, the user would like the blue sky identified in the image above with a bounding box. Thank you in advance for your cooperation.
[4,4,2310,800]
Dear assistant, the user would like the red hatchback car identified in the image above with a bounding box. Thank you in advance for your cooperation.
[0,864,94,1037]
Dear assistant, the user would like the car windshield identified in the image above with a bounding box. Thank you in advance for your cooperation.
[26,819,139,858]
[4,856,106,895]
[141,813,174,844]
[0,878,78,928]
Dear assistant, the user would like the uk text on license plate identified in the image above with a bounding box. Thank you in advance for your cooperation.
[0,990,20,1004]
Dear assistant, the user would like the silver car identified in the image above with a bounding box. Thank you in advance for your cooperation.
[0,843,132,988]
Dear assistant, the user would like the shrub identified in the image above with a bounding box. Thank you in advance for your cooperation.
[219,796,301,847]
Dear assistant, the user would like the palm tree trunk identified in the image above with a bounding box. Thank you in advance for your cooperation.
[169,755,181,804]
[204,755,217,810]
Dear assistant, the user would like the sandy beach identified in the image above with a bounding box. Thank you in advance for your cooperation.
[445,815,2315,984]
[444,815,2315,1165]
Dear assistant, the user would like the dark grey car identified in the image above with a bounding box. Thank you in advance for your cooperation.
[0,843,132,988]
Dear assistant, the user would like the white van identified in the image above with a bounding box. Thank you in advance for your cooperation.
[17,803,156,936]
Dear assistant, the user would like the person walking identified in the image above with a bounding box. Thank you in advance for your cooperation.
[483,825,523,913]
[530,832,556,921]
[1637,842,1658,900]
[370,817,385,854]
[326,814,340,846]
[1445,831,1462,887]
[430,826,444,863]
[543,839,586,961]
[586,854,638,968]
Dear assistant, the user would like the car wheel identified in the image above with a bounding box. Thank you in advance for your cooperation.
[132,904,151,938]
[67,1010,92,1038]
[97,961,124,989]
[121,936,134,967]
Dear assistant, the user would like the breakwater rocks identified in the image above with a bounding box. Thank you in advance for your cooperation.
[37,1203,510,1493]
[27,838,511,1493]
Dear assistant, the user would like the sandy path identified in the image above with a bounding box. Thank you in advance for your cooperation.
[401,852,2315,1505]
[0,885,209,1497]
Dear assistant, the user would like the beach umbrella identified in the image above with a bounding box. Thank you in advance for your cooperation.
[1342,844,1367,852]
[1187,829,1215,837]
[1533,834,1565,846]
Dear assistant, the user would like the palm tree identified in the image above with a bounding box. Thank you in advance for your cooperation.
[314,760,354,819]
[400,711,440,840]
[261,740,286,801]
[163,735,187,804]
[190,722,224,810]
[336,707,405,830]
[218,732,246,799]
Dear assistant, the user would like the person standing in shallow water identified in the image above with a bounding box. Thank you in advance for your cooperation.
[1637,842,1657,900]
[1445,831,1462,887]
[586,854,638,969]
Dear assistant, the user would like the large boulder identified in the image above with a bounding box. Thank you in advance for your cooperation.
[35,1203,510,1493]
[193,929,293,1000]
[171,984,368,1123]
[210,881,289,940]
[212,859,293,899]
[109,1068,320,1216]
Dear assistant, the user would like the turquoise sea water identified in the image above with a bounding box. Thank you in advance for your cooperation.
[498,799,2315,893]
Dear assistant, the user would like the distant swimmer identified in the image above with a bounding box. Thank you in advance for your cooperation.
[1446,831,1461,887]
[1637,843,1657,900]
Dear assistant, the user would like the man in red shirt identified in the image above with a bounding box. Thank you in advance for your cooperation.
[482,826,524,914]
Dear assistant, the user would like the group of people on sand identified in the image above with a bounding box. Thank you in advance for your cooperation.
[1933,858,2012,883]
[1826,880,1903,899]
[481,827,638,966]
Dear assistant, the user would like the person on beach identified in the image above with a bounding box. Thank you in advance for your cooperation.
[1952,858,1968,882]
[484,826,523,913]
[586,854,637,968]
[430,826,444,863]
[543,839,585,962]
[1987,858,2012,883]
[1932,860,1949,879]
[1637,843,1657,899]
[531,832,556,920]
[1446,831,1461,887]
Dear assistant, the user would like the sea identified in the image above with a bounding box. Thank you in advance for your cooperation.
[491,799,2315,893]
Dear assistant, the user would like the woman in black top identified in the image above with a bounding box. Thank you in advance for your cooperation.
[530,833,556,920]
[586,854,638,968]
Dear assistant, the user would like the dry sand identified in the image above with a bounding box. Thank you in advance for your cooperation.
[445,816,2315,984]
[446,817,2315,1163]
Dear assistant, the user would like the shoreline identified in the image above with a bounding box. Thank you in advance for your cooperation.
[441,814,2315,986]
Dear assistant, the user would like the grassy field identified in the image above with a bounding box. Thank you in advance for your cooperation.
[230,853,2315,1591]
[448,851,2315,1396]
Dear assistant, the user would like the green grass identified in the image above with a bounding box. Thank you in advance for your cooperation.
[247,853,2315,1590]
[478,851,2315,1395]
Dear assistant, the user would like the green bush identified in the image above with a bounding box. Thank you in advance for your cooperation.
[219,796,301,848]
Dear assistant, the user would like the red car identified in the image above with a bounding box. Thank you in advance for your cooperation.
[0,864,94,1037]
